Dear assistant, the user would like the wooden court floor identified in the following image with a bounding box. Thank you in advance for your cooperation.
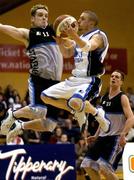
[77,170,123,180]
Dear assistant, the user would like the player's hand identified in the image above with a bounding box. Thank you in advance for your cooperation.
[53,35,63,45]
[53,36,75,49]
[61,21,78,39]
[86,135,97,144]
[119,133,126,147]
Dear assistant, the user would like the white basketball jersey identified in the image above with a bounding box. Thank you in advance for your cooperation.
[72,28,109,77]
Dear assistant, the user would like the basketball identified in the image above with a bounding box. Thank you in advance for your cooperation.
[53,14,78,37]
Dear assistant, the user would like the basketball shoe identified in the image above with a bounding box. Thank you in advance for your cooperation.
[1,108,15,135]
[95,107,110,133]
[6,120,23,144]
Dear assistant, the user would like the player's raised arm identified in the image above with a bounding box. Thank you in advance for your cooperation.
[0,23,29,46]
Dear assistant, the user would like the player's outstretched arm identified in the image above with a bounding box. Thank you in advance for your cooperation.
[0,23,29,46]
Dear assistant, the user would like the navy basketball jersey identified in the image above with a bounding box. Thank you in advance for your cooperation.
[100,92,126,136]
[26,25,63,80]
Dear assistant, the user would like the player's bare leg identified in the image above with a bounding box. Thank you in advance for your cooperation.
[41,95,86,129]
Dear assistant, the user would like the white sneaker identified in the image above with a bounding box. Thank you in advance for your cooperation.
[1,108,15,135]
[95,108,110,133]
[6,120,23,144]
[74,110,87,129]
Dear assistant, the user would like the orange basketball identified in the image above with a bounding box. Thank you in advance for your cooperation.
[53,14,77,37]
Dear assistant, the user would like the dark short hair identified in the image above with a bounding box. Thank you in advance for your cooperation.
[30,4,48,16]
[83,10,99,26]
[113,69,125,81]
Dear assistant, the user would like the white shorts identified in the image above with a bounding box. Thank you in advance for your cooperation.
[42,76,102,101]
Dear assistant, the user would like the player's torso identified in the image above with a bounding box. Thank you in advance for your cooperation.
[73,28,109,77]
[26,26,63,80]
[100,92,126,136]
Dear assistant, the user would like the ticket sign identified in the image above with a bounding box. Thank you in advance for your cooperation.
[0,44,127,74]
[0,44,29,72]
[0,144,76,180]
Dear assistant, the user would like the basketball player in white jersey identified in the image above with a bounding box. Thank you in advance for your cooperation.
[40,10,110,132]
[81,70,134,180]
[0,4,63,137]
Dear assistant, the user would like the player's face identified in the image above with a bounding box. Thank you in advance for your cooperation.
[78,13,95,33]
[31,9,48,28]
[110,72,123,87]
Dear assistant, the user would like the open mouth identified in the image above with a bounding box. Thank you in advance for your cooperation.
[112,80,115,83]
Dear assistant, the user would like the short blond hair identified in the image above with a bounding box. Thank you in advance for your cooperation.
[30,4,48,16]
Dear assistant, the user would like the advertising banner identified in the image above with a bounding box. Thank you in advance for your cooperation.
[0,44,127,74]
[0,44,29,72]
[123,143,134,180]
[0,144,76,180]
[104,48,127,74]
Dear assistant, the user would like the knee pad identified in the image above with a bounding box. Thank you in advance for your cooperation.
[67,95,85,112]
[29,106,47,119]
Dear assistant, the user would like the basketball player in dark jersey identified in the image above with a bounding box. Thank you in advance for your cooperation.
[81,70,134,180]
[0,4,63,141]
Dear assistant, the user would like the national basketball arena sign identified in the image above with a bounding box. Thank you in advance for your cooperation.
[0,144,76,180]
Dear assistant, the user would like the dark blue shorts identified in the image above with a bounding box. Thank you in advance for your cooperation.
[28,74,60,120]
[86,135,123,170]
